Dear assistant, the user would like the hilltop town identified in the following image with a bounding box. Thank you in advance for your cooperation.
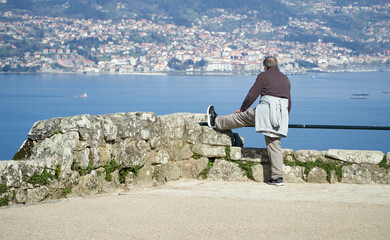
[0,0,389,74]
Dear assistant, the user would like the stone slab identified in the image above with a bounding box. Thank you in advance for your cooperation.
[326,149,384,164]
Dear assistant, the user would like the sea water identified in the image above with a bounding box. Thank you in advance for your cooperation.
[0,71,389,160]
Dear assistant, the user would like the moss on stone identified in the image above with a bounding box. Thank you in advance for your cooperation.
[55,164,61,180]
[192,152,202,160]
[284,156,343,182]
[51,130,63,136]
[237,161,256,180]
[199,158,215,179]
[224,145,231,161]
[379,155,390,169]
[0,197,9,207]
[87,162,94,172]
[119,169,129,183]
[12,139,34,160]
[71,160,93,176]
[28,167,55,185]
[130,165,140,176]
[104,159,119,181]
[63,188,71,196]
[0,183,7,195]
[71,159,81,173]
[224,145,257,180]
[119,166,139,183]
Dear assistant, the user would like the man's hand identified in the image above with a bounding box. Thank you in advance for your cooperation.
[234,109,242,114]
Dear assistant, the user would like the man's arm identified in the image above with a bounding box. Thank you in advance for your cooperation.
[239,74,263,112]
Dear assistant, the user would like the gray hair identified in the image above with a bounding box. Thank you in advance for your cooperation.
[263,56,278,69]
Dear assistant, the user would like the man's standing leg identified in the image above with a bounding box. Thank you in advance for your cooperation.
[265,136,284,186]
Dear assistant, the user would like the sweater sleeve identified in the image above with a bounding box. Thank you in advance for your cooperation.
[240,74,263,112]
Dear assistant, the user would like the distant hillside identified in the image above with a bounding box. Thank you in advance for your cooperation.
[2,0,387,31]
[2,0,386,27]
[1,0,389,55]
[1,0,294,26]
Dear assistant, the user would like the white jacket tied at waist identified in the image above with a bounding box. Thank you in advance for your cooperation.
[255,95,289,138]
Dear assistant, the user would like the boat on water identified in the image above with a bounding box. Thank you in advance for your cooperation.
[351,93,368,99]
[77,93,88,98]
[351,96,367,99]
[382,91,390,94]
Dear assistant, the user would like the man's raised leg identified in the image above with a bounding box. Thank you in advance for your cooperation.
[215,108,256,130]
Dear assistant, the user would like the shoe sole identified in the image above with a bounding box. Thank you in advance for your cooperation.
[267,182,284,186]
[207,105,214,127]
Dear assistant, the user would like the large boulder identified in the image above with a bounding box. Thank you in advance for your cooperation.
[154,162,182,182]
[294,150,325,162]
[0,161,23,188]
[252,164,271,182]
[29,131,79,170]
[207,159,248,182]
[192,144,226,158]
[307,167,328,183]
[283,165,305,183]
[180,157,209,179]
[240,148,269,163]
[341,164,390,184]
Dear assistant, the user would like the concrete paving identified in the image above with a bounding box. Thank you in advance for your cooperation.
[1,180,390,239]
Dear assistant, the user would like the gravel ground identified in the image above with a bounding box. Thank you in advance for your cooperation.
[1,180,390,240]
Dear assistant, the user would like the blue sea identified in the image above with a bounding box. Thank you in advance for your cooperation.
[0,71,390,160]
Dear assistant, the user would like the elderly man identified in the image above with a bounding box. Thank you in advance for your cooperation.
[207,56,291,186]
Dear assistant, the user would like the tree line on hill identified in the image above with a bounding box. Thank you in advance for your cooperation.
[1,0,389,65]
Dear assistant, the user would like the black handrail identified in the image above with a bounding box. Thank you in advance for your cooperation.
[288,124,390,130]
[200,122,390,130]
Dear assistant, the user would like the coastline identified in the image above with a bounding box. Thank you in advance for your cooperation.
[2,63,388,79]
[1,66,389,76]
[0,71,169,76]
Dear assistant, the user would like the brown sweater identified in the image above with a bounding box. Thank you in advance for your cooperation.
[240,68,291,113]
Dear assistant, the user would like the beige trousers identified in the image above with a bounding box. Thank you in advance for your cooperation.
[215,108,284,180]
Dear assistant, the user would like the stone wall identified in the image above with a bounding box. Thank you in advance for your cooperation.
[0,112,389,206]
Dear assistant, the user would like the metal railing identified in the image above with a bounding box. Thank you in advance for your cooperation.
[200,122,390,130]
[288,124,390,130]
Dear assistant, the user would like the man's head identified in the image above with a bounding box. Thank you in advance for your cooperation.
[263,56,278,70]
